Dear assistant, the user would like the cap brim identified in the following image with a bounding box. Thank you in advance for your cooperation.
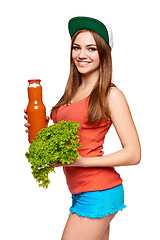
[68,17,111,48]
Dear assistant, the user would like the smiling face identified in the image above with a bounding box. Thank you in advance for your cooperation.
[72,31,100,75]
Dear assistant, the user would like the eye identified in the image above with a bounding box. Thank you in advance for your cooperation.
[89,47,97,51]
[72,46,80,50]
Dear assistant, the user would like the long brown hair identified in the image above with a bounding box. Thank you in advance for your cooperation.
[50,29,112,125]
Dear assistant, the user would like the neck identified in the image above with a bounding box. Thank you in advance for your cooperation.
[81,69,99,89]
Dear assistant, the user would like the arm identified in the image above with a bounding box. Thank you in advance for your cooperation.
[82,87,141,167]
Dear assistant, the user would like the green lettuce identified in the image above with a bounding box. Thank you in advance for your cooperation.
[25,120,82,189]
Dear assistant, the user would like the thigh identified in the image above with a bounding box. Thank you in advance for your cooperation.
[61,212,115,240]
[101,224,110,240]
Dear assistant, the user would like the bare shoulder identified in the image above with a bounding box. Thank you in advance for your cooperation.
[109,86,125,99]
[108,86,128,109]
[107,86,132,123]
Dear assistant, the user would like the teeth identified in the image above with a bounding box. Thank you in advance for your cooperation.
[78,61,90,65]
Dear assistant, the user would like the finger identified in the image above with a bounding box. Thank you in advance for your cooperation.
[52,164,61,167]
[49,163,62,168]
[24,109,27,113]
[25,129,29,133]
[46,116,49,124]
[24,123,30,128]
[24,114,28,120]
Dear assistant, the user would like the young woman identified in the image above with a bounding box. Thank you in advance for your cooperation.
[25,16,141,240]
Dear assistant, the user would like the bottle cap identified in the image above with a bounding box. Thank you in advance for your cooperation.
[28,79,41,83]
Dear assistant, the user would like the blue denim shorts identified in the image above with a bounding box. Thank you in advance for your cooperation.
[69,184,127,219]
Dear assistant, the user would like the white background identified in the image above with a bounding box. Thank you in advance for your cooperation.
[0,0,159,239]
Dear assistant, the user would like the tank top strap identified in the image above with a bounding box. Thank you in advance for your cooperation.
[110,83,117,87]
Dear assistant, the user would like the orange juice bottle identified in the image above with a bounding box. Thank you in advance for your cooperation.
[27,79,46,143]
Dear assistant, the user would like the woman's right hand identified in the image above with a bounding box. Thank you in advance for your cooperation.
[24,109,30,133]
[24,109,50,133]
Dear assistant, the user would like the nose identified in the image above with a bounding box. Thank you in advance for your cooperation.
[78,49,87,59]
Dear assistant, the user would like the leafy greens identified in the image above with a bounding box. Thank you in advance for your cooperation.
[25,120,82,189]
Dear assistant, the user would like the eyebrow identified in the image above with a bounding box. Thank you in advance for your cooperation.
[73,43,97,47]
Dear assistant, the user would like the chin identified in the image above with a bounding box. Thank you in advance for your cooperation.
[77,67,97,75]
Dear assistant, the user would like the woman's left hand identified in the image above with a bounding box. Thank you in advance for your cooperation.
[49,155,85,168]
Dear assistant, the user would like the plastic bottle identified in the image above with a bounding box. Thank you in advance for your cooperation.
[27,79,46,143]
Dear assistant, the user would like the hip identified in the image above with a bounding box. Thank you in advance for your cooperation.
[69,184,127,219]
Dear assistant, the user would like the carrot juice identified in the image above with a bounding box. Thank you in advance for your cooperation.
[27,79,46,143]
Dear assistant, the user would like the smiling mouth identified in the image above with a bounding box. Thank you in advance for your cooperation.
[77,60,91,65]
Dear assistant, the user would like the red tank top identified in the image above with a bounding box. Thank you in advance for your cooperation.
[53,93,122,194]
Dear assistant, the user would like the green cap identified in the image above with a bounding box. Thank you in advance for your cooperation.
[68,16,113,49]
